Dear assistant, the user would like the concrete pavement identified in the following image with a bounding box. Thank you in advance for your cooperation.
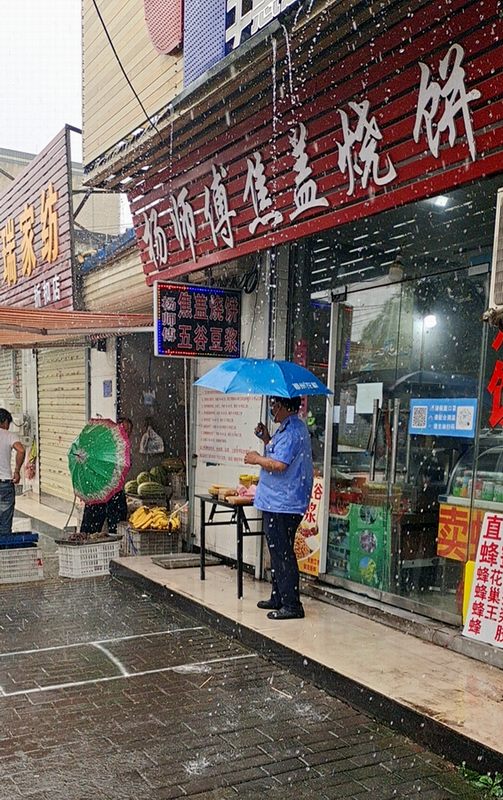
[0,574,488,799]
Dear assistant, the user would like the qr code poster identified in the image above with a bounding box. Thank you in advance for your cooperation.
[456,405,475,430]
[408,398,477,438]
[411,405,427,429]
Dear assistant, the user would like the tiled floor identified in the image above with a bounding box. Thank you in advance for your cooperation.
[13,492,503,767]
[112,554,503,763]
[15,491,79,530]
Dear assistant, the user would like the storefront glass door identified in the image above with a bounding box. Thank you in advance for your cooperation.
[322,271,487,618]
[289,178,499,621]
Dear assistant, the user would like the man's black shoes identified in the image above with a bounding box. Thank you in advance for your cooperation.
[267,607,305,620]
[257,599,281,610]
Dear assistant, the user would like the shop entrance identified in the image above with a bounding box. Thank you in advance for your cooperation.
[318,268,490,620]
[290,181,499,622]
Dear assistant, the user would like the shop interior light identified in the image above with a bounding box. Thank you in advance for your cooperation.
[433,195,449,207]
[424,314,437,329]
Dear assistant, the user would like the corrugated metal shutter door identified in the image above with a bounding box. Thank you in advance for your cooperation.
[0,350,16,401]
[38,347,87,503]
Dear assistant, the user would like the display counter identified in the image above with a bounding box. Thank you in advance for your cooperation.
[439,494,503,512]
[437,442,503,562]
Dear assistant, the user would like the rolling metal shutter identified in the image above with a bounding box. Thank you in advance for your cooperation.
[37,347,88,504]
[0,350,18,402]
[0,350,23,426]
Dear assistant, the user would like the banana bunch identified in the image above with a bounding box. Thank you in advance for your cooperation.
[129,505,173,531]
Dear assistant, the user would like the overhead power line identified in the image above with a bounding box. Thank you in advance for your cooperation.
[91,0,163,143]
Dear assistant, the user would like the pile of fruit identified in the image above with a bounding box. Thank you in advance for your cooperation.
[125,467,167,498]
[128,505,181,531]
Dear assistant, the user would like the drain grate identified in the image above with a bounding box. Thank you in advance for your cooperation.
[152,553,221,569]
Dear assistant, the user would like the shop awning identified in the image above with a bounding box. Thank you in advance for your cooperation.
[0,306,153,348]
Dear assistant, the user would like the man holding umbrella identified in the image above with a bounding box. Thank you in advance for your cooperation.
[245,396,313,620]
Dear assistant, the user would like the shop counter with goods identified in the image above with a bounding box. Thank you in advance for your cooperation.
[437,448,503,564]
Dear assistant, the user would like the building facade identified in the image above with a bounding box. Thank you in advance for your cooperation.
[82,0,503,635]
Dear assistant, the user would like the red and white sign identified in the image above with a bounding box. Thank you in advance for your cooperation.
[196,391,263,465]
[463,512,503,648]
[129,0,503,285]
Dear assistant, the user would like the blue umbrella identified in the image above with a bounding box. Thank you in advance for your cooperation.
[194,358,332,397]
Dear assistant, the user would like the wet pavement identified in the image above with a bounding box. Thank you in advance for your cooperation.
[0,574,486,800]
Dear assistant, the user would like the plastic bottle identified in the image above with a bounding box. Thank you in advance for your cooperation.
[452,478,463,497]
[482,481,495,502]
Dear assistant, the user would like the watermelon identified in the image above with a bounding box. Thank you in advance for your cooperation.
[138,481,165,497]
[150,466,167,485]
[136,471,152,485]
[161,457,184,473]
[124,480,138,495]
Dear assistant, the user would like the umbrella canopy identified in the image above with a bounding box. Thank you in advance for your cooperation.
[194,358,332,397]
[68,419,131,504]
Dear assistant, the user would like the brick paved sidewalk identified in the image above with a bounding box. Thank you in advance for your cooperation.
[0,576,486,799]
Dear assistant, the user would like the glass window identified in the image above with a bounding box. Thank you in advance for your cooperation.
[290,176,499,621]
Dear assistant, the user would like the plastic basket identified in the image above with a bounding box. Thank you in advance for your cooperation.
[0,547,43,584]
[118,523,182,556]
[57,541,120,578]
[0,533,39,549]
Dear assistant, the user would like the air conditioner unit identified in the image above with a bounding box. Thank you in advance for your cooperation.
[486,187,503,322]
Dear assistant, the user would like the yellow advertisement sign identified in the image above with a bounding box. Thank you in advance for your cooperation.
[295,476,323,577]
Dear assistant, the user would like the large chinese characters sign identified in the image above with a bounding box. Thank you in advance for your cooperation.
[154,281,241,358]
[463,512,503,648]
[130,0,503,285]
[0,127,74,309]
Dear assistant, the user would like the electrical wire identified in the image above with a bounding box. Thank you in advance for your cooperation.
[91,0,163,143]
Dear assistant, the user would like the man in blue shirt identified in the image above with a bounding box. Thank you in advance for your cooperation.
[244,396,313,620]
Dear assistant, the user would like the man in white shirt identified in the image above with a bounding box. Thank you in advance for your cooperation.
[0,408,25,536]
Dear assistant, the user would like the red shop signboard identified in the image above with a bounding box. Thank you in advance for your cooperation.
[129,0,503,285]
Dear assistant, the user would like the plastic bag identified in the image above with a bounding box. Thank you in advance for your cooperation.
[140,425,164,455]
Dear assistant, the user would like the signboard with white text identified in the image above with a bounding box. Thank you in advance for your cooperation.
[129,0,503,284]
[0,127,75,309]
[408,398,477,438]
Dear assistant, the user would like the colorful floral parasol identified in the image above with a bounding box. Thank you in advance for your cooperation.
[68,419,131,504]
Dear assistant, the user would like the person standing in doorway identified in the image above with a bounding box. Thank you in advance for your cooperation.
[0,408,26,536]
[244,396,313,620]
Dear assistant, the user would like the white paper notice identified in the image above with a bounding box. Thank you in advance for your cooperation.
[355,382,383,414]
[333,405,341,424]
[196,390,263,465]
[346,405,355,424]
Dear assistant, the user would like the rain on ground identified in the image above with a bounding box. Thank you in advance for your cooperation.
[0,574,484,800]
